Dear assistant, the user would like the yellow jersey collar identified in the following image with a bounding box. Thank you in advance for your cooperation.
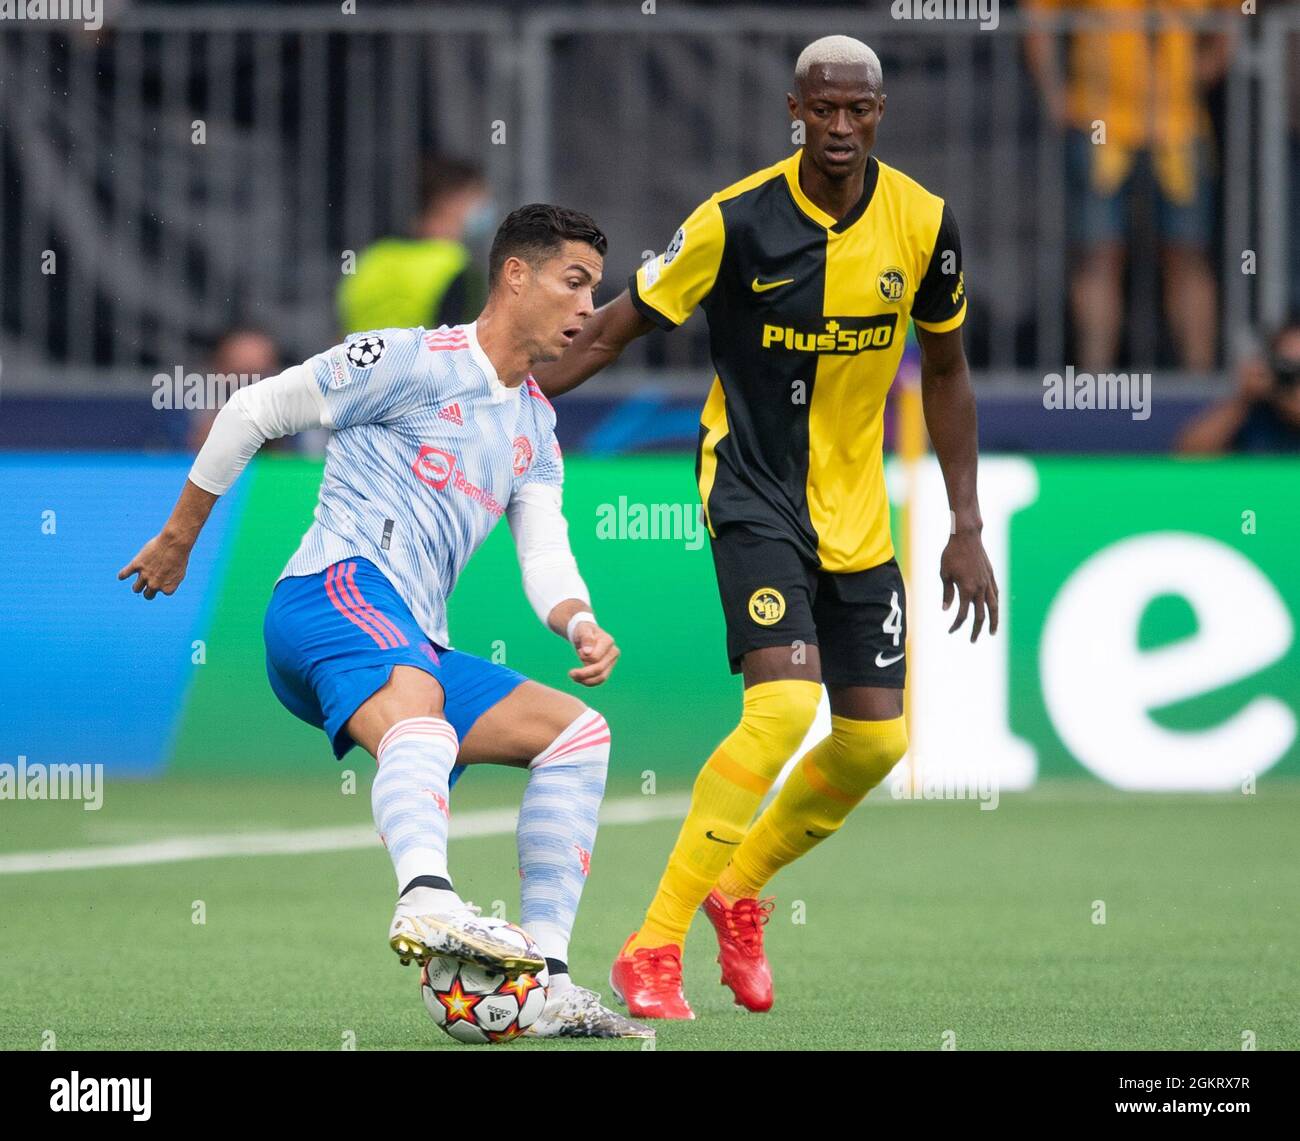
[782,149,879,233]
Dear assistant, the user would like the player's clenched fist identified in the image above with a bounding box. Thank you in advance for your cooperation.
[118,531,193,600]
[568,622,620,687]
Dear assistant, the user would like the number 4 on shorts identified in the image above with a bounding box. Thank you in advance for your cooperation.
[883,590,902,647]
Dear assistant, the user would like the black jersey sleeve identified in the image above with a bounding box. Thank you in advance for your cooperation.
[911,202,967,333]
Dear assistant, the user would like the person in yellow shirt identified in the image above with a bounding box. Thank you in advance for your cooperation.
[337,157,492,336]
[532,35,998,1020]
[1025,0,1235,370]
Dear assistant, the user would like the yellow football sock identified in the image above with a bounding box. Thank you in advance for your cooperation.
[717,713,907,899]
[631,679,821,951]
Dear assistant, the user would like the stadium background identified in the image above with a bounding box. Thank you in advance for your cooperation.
[2,0,1296,788]
[1,0,1299,1052]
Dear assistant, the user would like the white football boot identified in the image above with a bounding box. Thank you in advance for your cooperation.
[525,983,656,1039]
[388,888,544,977]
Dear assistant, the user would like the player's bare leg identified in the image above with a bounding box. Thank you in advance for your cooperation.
[348,666,545,978]
[456,681,653,1039]
[826,684,904,721]
[455,680,586,765]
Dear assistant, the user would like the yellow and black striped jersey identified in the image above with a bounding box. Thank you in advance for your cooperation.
[629,149,966,573]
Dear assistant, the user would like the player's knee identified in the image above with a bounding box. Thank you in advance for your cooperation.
[730,678,822,760]
[579,709,611,786]
[822,714,908,796]
[363,665,445,731]
[531,707,610,793]
[372,715,459,774]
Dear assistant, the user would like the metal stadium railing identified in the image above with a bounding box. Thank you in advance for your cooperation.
[0,4,1290,396]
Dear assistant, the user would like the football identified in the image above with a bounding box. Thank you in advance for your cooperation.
[419,923,550,1045]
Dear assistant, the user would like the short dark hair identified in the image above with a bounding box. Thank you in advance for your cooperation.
[419,156,486,211]
[488,203,607,288]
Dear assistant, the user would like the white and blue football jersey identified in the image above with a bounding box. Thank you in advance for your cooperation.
[279,322,565,647]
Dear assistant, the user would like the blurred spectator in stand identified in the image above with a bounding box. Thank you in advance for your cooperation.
[337,156,492,336]
[1026,0,1234,371]
[1176,318,1300,454]
[189,327,299,452]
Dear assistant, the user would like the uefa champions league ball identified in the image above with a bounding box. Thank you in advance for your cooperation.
[420,921,549,1045]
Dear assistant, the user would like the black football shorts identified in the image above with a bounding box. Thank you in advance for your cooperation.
[708,524,907,688]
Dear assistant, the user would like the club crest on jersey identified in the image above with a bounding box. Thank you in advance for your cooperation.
[748,587,786,626]
[412,445,456,490]
[877,267,907,304]
[663,226,685,265]
[346,334,386,368]
[512,435,534,476]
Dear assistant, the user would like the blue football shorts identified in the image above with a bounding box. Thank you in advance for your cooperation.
[262,557,529,785]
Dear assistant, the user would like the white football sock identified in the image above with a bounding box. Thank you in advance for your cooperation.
[517,709,610,965]
[371,716,459,891]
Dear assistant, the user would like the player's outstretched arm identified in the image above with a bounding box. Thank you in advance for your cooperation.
[119,362,330,599]
[530,290,655,398]
[117,479,218,599]
[506,483,620,686]
[916,324,999,642]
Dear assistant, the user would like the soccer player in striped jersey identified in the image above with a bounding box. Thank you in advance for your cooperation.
[532,37,999,1019]
[119,205,651,1039]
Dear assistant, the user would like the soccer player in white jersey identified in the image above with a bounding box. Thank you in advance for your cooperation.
[119,205,651,1039]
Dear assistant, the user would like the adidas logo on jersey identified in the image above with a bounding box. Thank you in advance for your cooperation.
[436,403,464,426]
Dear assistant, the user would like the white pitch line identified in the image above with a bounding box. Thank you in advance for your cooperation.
[0,793,692,876]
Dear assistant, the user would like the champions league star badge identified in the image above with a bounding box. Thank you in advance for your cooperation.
[346,335,386,368]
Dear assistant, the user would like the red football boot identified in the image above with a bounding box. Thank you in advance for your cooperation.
[701,890,775,1012]
[608,933,695,1020]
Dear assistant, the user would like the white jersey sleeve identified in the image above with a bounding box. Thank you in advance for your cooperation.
[305,328,430,430]
[506,383,583,626]
[187,328,430,496]
[507,481,590,628]
[188,363,327,495]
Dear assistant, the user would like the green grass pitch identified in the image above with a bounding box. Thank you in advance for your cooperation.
[1,774,1297,1051]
